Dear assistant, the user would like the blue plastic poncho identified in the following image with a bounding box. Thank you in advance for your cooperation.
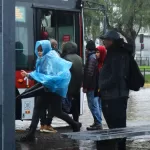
[29,40,72,98]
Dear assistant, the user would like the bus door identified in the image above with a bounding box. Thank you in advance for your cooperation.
[33,9,76,51]
[33,8,84,115]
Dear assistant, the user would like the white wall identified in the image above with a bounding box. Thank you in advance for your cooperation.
[135,35,150,65]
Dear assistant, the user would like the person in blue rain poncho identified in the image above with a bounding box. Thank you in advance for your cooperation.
[22,40,71,98]
[20,40,82,142]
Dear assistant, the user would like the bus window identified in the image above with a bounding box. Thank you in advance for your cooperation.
[15,6,34,70]
[57,11,75,51]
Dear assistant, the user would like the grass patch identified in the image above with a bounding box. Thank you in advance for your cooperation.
[139,66,150,69]
[144,75,150,83]
[139,66,150,83]
[140,66,150,73]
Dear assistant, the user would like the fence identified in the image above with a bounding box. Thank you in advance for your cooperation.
[140,67,150,83]
[136,57,150,66]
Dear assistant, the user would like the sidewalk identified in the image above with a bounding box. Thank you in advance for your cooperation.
[16,88,150,150]
[16,126,150,150]
[16,126,100,150]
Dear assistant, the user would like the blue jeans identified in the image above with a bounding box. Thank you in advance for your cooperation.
[86,91,102,124]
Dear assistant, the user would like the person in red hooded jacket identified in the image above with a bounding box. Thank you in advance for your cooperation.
[88,45,106,131]
[85,43,106,131]
[95,46,106,100]
[96,45,107,70]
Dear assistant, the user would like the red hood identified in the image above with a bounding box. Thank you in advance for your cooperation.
[96,46,107,69]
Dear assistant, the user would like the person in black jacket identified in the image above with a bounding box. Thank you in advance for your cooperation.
[99,30,131,150]
[83,40,103,130]
[62,42,83,122]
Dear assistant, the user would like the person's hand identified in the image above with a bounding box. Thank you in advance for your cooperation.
[83,88,87,93]
[21,70,28,77]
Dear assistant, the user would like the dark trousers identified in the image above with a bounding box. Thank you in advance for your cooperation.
[30,92,76,131]
[101,97,128,150]
[70,92,80,122]
[40,92,80,125]
[38,97,53,126]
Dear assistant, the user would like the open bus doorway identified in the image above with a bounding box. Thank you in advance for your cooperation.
[34,9,77,52]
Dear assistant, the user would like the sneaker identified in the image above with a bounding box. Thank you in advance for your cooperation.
[87,124,103,131]
[43,125,57,133]
[40,125,44,133]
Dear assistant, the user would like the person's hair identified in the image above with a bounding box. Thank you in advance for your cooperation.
[50,39,58,49]
[62,42,77,56]
[86,40,96,51]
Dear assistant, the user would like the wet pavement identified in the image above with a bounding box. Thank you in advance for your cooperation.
[16,128,81,150]
[16,88,150,150]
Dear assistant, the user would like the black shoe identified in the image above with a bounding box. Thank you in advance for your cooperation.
[90,123,96,127]
[20,133,35,142]
[87,124,103,131]
[26,126,31,131]
[73,122,82,132]
[20,128,35,142]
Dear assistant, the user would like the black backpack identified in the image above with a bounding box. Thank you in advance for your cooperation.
[127,55,145,91]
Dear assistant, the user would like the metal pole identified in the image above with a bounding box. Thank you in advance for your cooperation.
[144,68,145,81]
[81,7,86,65]
[0,0,15,149]
[140,48,142,66]
[0,0,2,148]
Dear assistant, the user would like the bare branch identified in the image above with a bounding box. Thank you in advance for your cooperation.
[134,1,144,14]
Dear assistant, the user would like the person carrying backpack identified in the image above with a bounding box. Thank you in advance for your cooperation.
[99,30,144,150]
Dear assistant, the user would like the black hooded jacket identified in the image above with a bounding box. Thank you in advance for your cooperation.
[62,43,83,96]
[99,39,132,100]
[83,51,98,90]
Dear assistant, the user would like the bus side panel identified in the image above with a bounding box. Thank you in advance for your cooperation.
[16,2,35,120]
[19,89,35,120]
[16,71,35,88]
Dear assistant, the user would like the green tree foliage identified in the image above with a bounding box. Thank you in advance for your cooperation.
[84,0,150,53]
[83,1,104,40]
